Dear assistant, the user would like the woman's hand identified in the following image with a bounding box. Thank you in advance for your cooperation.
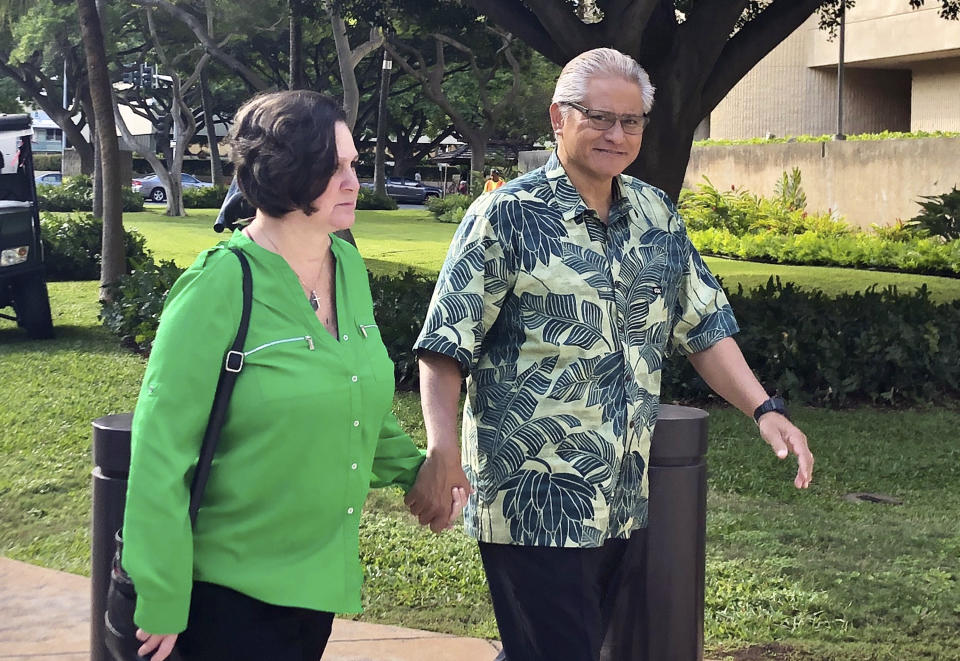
[136,629,179,661]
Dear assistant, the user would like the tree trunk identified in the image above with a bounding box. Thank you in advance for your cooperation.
[289,0,304,90]
[469,140,487,184]
[92,126,103,218]
[76,0,124,298]
[199,68,226,186]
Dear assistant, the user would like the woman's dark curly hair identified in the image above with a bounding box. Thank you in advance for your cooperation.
[228,90,346,218]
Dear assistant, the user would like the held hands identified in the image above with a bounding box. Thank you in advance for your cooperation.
[405,444,472,533]
[136,629,178,661]
[757,413,814,489]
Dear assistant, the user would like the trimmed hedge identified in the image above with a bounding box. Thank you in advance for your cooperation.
[689,227,960,277]
[183,185,229,209]
[661,278,960,407]
[357,187,398,210]
[41,212,150,281]
[101,265,960,406]
[37,174,144,212]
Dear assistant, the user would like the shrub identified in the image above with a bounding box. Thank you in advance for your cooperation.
[426,193,472,223]
[40,212,150,281]
[183,185,229,209]
[661,278,960,407]
[357,187,398,210]
[37,174,143,212]
[100,256,186,353]
[368,269,436,386]
[689,227,960,277]
[909,187,960,241]
[33,153,61,171]
[679,175,849,238]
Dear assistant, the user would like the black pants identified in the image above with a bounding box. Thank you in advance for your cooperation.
[176,582,334,661]
[479,531,648,661]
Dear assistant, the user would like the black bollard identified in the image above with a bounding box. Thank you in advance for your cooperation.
[91,412,133,661]
[602,404,708,661]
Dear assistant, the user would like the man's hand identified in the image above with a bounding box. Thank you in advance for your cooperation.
[136,629,178,661]
[757,413,814,489]
[405,444,472,533]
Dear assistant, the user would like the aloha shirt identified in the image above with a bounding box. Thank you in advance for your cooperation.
[414,152,739,548]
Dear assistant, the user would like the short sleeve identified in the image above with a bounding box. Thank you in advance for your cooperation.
[670,232,740,355]
[414,208,517,373]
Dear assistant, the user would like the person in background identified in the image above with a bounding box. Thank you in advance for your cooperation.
[483,169,505,193]
[121,90,464,661]
[405,47,813,661]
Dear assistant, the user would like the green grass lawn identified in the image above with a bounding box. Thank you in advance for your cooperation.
[3,279,960,659]
[124,208,960,302]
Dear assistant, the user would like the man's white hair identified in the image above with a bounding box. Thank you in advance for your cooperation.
[552,48,655,114]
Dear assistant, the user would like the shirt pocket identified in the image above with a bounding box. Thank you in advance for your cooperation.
[240,334,319,402]
[353,318,394,383]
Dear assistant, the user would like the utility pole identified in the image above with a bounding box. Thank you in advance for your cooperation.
[834,2,846,141]
[374,49,391,197]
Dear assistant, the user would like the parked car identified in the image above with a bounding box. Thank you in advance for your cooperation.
[132,172,213,203]
[361,177,442,204]
[35,172,62,186]
[0,114,54,339]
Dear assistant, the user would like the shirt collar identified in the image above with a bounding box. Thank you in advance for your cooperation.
[544,151,630,224]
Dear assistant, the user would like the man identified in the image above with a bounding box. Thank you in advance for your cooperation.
[406,48,813,661]
[483,169,505,193]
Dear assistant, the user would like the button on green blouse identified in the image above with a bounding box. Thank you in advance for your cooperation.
[122,230,424,634]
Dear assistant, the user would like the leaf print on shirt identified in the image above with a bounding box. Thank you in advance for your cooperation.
[432,238,486,325]
[484,295,522,367]
[488,196,568,272]
[502,468,597,546]
[556,430,619,499]
[609,450,647,534]
[476,355,581,499]
[547,354,625,438]
[561,243,615,302]
[520,292,609,350]
[616,245,672,373]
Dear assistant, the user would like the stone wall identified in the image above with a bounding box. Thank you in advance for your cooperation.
[684,137,960,229]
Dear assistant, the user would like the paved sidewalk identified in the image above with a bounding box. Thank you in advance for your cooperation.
[0,557,501,661]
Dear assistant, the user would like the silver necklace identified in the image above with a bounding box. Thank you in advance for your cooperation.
[248,226,326,311]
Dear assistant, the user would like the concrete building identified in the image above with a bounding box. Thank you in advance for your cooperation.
[707,2,960,139]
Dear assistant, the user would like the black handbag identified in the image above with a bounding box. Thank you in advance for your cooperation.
[104,247,253,661]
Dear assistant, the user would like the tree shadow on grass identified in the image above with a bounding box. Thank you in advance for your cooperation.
[0,323,132,357]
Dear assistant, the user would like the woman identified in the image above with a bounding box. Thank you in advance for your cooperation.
[121,90,465,661]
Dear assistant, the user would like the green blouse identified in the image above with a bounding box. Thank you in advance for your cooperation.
[122,230,424,634]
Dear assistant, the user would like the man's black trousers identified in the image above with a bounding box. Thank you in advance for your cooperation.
[479,530,648,661]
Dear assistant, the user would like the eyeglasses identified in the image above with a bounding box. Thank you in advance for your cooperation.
[562,102,649,135]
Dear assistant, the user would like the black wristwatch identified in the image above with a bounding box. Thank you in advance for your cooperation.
[753,396,789,424]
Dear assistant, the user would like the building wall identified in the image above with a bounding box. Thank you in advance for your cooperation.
[912,58,960,131]
[684,138,960,229]
[709,7,959,140]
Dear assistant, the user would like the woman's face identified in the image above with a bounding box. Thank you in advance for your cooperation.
[310,121,359,232]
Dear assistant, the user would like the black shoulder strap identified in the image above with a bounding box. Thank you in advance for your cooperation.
[187,247,253,526]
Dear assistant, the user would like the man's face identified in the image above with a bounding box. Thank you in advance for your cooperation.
[550,76,647,185]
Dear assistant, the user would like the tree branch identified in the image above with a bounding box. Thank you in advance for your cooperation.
[700,0,825,114]
[132,0,272,91]
[460,0,568,64]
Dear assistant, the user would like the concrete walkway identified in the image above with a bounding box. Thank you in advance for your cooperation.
[0,557,501,661]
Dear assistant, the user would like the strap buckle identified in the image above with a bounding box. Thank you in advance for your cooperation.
[225,350,245,373]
